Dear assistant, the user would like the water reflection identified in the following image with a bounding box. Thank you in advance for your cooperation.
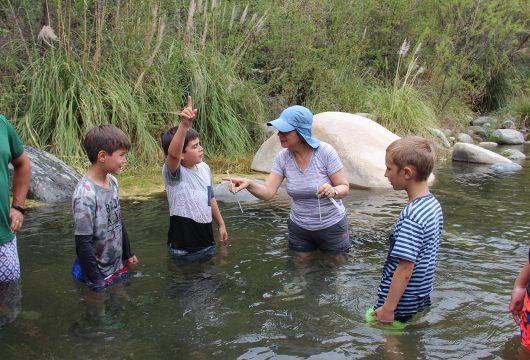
[0,281,21,327]
[0,146,528,358]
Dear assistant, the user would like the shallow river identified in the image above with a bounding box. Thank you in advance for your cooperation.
[0,144,529,359]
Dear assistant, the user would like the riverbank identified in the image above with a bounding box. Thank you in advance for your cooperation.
[118,163,268,201]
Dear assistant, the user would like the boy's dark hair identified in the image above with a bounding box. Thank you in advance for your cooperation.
[386,136,434,181]
[83,125,131,163]
[160,126,199,156]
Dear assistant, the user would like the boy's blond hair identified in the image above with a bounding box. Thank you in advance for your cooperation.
[386,136,434,181]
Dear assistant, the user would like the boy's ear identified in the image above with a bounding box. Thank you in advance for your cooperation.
[96,150,108,162]
[403,165,415,179]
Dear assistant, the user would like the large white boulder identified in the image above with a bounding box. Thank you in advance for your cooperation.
[251,112,403,188]
[452,142,512,164]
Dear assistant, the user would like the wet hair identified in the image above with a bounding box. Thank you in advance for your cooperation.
[160,126,199,156]
[83,124,131,163]
[386,136,434,181]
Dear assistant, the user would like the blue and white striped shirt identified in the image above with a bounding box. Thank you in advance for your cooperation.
[375,193,443,317]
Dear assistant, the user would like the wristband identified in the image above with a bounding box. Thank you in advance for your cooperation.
[11,204,25,215]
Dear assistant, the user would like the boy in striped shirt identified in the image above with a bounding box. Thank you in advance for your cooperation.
[370,136,443,324]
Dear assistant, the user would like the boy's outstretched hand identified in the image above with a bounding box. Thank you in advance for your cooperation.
[179,95,198,126]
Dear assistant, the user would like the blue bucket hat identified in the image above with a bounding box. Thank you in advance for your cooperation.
[267,105,320,149]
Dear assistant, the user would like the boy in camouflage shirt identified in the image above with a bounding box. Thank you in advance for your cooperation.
[72,125,137,297]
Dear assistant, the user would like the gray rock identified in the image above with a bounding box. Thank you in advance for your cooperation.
[491,129,525,145]
[468,126,487,138]
[452,143,512,164]
[473,116,497,127]
[443,128,453,137]
[479,142,498,148]
[501,120,516,129]
[21,146,81,203]
[456,133,474,143]
[429,128,451,148]
[491,162,523,173]
[501,148,526,160]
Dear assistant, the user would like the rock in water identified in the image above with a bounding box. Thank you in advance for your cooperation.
[20,146,81,203]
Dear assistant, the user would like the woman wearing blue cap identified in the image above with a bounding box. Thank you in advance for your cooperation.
[226,105,351,260]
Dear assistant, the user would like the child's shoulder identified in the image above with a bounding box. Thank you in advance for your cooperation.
[196,161,211,175]
[74,176,95,195]
[401,193,442,222]
[107,174,119,188]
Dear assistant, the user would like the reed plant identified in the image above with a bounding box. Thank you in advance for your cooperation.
[368,40,438,136]
[3,0,267,168]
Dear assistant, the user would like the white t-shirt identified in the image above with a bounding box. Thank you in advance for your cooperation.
[162,161,214,224]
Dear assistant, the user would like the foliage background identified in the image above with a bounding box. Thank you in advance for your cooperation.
[0,0,528,169]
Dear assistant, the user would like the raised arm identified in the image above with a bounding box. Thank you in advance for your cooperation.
[224,172,284,201]
[167,96,198,174]
[10,152,30,233]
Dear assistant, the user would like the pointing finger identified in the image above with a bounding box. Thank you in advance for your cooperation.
[187,95,193,109]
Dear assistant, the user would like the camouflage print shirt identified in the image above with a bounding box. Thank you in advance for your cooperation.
[72,175,123,277]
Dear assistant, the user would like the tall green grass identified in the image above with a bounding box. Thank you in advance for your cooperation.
[2,0,527,169]
[15,52,161,168]
[5,1,266,168]
[368,41,439,136]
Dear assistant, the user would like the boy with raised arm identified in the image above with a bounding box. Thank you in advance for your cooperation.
[369,136,443,324]
[160,96,227,263]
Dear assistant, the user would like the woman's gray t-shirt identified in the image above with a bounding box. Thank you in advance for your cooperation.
[271,141,346,231]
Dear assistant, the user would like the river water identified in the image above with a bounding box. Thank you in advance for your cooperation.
[0,144,528,359]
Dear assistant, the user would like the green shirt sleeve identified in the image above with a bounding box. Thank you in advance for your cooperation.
[0,115,24,160]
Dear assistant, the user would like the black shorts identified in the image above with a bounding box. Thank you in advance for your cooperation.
[287,215,351,253]
[168,215,214,252]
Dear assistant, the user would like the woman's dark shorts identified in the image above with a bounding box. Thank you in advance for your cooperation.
[287,215,351,253]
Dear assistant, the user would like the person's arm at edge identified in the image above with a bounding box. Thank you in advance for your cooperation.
[211,198,227,244]
[10,152,30,232]
[509,259,530,323]
[371,259,415,323]
[167,96,197,175]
